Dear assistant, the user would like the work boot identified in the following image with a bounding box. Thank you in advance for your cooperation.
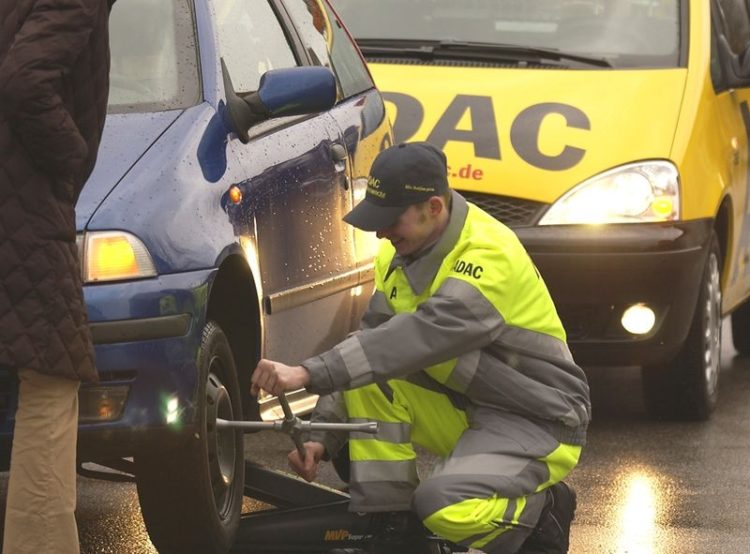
[518,481,577,554]
[369,511,453,554]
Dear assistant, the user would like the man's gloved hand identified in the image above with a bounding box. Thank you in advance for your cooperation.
[250,358,311,397]
[288,441,326,482]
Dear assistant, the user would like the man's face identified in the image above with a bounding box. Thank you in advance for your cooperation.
[375,201,439,256]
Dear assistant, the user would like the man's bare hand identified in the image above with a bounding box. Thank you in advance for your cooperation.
[250,359,310,397]
[288,441,326,482]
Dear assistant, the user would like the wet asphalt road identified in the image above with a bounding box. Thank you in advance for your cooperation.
[0,319,749,553]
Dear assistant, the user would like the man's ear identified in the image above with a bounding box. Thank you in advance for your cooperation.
[428,196,444,216]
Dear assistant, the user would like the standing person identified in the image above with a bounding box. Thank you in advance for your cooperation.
[251,142,592,553]
[0,1,114,552]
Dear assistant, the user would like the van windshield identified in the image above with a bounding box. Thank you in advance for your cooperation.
[108,0,201,113]
[331,0,682,69]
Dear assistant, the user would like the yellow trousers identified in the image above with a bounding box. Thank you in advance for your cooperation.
[344,375,581,553]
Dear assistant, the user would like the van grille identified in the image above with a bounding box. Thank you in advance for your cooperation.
[461,192,547,228]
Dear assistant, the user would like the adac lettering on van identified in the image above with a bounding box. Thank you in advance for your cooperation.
[452,259,484,279]
[383,92,591,171]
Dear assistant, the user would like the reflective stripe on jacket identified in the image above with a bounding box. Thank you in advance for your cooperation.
[304,191,591,446]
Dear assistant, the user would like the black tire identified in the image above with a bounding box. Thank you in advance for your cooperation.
[135,321,244,553]
[642,231,722,421]
[731,299,750,356]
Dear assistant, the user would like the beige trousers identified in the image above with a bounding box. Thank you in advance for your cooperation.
[3,368,80,554]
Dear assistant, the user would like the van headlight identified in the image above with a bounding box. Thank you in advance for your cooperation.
[538,161,680,225]
[80,231,157,283]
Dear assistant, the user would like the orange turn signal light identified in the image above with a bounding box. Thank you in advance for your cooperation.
[229,186,242,205]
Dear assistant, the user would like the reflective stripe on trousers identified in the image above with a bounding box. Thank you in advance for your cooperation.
[343,376,581,553]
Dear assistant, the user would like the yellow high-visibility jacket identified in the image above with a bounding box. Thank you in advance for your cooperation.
[303,191,591,454]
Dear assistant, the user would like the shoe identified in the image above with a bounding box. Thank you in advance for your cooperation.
[370,511,455,554]
[518,481,577,554]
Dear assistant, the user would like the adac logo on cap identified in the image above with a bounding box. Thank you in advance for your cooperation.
[367,176,386,199]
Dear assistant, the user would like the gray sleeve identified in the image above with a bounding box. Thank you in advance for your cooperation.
[304,278,504,394]
[359,290,394,330]
[305,392,348,461]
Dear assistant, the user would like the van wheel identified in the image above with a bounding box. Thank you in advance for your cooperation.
[641,232,722,421]
[135,321,244,554]
[730,299,750,356]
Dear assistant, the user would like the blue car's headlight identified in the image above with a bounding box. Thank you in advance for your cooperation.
[79,231,157,283]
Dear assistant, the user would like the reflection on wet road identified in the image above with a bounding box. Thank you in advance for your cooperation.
[616,470,662,552]
[567,320,750,553]
[0,321,749,553]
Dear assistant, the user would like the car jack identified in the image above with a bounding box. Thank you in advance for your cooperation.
[217,394,466,554]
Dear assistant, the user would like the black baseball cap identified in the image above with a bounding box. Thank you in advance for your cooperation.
[343,142,450,232]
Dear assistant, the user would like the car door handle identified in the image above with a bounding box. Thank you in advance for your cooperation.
[331,143,350,190]
[331,143,347,162]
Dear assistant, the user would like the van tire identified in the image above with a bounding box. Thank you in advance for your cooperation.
[641,232,722,421]
[730,299,750,356]
[135,321,244,554]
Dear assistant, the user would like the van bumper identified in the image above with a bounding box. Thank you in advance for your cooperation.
[516,219,713,367]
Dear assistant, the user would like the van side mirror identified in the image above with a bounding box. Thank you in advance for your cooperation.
[717,35,750,89]
[221,60,337,143]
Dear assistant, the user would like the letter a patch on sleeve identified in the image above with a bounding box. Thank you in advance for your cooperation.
[390,286,398,299]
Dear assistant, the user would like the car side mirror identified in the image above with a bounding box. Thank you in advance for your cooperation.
[221,59,337,143]
[717,35,750,89]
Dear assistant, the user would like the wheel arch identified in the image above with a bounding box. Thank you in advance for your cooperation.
[206,254,262,420]
[714,195,732,281]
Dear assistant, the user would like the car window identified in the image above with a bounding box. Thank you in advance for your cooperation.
[214,0,299,93]
[283,0,374,99]
[331,0,682,69]
[715,0,750,56]
[108,0,201,113]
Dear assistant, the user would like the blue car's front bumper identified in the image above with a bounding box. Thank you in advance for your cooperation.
[79,268,217,460]
[0,268,216,466]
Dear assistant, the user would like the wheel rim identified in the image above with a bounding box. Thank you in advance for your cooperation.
[703,252,722,398]
[205,361,238,518]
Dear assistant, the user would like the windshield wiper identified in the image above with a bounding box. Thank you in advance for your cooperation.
[357,38,612,68]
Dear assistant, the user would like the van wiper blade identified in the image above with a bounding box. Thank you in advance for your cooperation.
[357,38,612,68]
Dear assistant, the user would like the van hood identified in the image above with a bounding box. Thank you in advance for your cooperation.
[368,63,688,203]
[76,110,182,230]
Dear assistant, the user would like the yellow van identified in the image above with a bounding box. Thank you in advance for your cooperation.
[331,0,750,420]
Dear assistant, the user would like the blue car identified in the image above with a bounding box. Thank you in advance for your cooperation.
[0,0,390,552]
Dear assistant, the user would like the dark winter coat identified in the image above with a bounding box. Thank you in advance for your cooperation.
[0,0,112,382]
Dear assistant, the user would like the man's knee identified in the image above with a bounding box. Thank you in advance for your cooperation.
[413,478,536,552]
[412,478,464,536]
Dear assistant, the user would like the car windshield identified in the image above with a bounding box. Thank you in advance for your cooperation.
[331,0,682,68]
[108,0,201,113]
